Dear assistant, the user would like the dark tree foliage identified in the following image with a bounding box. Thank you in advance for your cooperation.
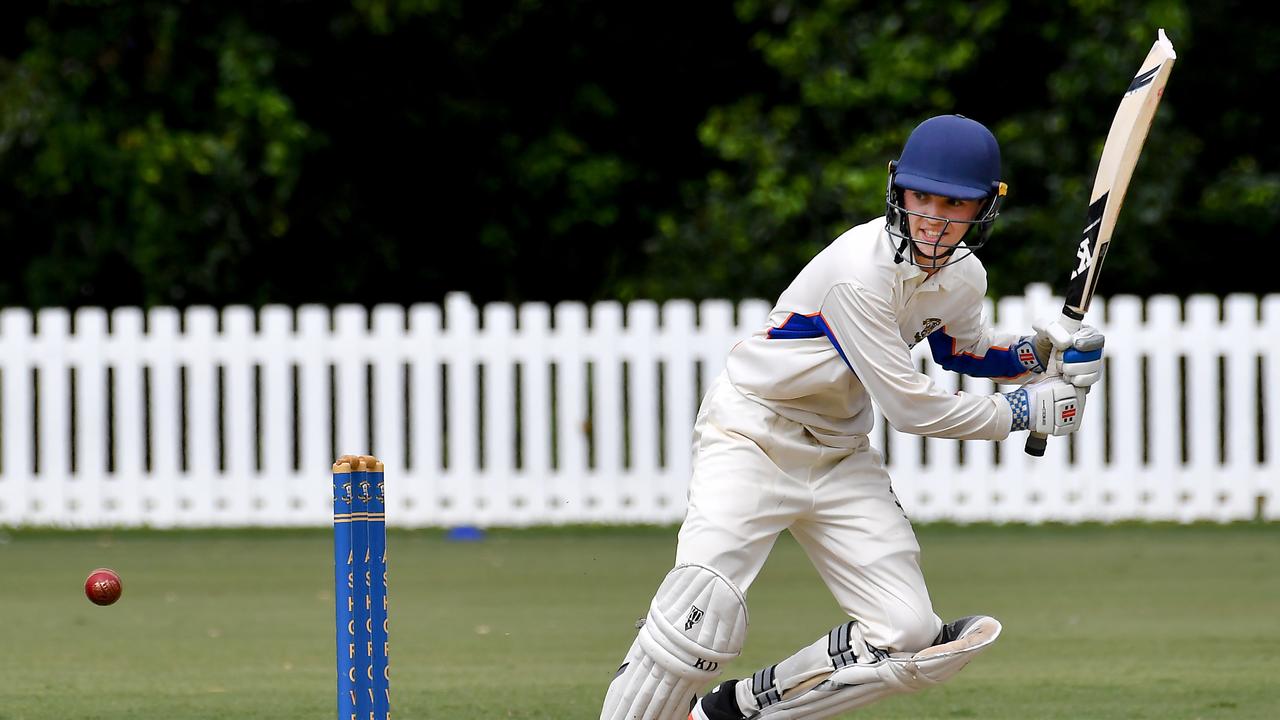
[0,0,762,307]
[0,1,1275,309]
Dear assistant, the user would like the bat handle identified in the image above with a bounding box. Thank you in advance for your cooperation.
[1022,312,1081,458]
[1025,432,1047,456]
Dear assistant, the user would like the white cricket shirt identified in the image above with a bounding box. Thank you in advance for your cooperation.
[725,218,1016,446]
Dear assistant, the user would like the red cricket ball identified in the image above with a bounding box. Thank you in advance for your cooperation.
[84,568,123,606]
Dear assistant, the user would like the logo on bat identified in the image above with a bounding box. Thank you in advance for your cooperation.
[1071,197,1108,282]
[1071,234,1094,280]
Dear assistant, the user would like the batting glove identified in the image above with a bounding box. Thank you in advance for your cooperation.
[1032,319,1106,388]
[1003,377,1086,436]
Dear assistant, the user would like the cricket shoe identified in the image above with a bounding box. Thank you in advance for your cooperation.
[689,680,746,720]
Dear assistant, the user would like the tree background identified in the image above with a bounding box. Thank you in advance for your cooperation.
[1,0,1274,310]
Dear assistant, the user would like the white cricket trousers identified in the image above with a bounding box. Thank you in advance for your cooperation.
[675,373,942,654]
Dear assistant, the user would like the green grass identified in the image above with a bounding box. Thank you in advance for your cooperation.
[1,523,1277,719]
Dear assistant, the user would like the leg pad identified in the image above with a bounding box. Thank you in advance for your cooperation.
[600,564,749,720]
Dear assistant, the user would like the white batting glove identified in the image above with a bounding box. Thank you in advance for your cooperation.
[1002,377,1086,436]
[1032,319,1106,388]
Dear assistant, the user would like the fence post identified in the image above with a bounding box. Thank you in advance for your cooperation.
[589,301,626,521]
[624,301,662,522]
[517,301,553,524]
[372,304,407,523]
[1223,294,1259,521]
[259,305,295,525]
[73,308,109,527]
[1146,296,1181,520]
[181,307,218,524]
[110,307,146,525]
[148,307,182,527]
[1262,295,1280,521]
[480,302,517,525]
[659,300,697,521]
[223,307,256,523]
[551,300,589,522]
[297,305,333,523]
[1184,295,1220,521]
[443,293,479,526]
[32,308,70,526]
[1105,295,1145,520]
[406,302,443,527]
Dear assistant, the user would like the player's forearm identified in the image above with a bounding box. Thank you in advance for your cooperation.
[927,328,1041,380]
[866,374,1013,441]
[821,284,1013,441]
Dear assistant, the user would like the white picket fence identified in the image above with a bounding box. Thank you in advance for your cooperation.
[0,284,1276,528]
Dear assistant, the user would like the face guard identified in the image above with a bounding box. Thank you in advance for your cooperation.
[884,161,1008,269]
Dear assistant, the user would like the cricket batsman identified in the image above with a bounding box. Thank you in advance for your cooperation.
[598,115,1106,720]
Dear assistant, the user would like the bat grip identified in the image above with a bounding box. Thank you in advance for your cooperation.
[1022,312,1082,458]
[1024,432,1047,456]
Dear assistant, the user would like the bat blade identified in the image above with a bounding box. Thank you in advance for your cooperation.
[1025,29,1176,457]
[1063,29,1177,319]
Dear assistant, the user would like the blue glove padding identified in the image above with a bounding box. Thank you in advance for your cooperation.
[1061,326,1104,387]
[1033,321,1105,388]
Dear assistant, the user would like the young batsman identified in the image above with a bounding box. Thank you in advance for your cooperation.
[599,115,1105,720]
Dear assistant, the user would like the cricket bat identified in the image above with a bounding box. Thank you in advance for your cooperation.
[1025,29,1177,457]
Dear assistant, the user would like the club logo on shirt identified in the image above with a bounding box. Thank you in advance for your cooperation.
[912,317,943,346]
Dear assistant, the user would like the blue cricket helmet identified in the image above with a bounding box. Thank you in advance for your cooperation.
[894,114,1003,200]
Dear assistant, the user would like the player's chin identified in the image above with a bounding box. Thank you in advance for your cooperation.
[912,242,949,264]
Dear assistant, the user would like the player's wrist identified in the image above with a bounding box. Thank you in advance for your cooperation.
[988,390,1015,441]
[1001,388,1032,433]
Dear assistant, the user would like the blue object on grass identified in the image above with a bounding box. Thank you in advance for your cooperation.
[446,525,486,542]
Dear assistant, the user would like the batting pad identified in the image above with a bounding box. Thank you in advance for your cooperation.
[599,563,749,720]
[757,615,1001,720]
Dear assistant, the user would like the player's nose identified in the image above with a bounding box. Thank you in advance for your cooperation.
[926,199,953,217]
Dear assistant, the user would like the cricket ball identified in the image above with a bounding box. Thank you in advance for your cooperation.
[84,568,123,606]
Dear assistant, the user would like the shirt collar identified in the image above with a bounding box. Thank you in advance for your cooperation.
[885,233,966,292]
